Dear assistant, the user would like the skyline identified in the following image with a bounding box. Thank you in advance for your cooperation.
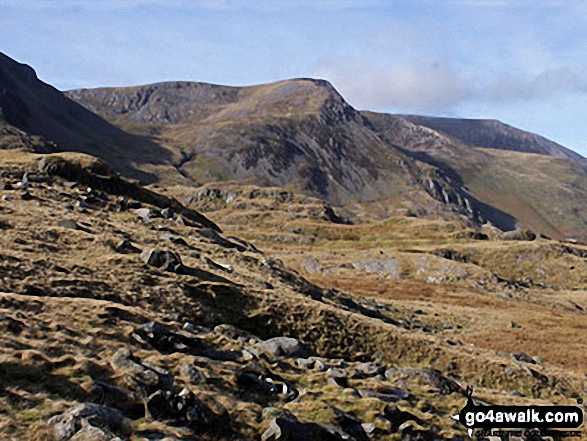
[1,0,586,156]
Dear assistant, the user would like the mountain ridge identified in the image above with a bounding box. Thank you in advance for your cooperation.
[2,52,586,240]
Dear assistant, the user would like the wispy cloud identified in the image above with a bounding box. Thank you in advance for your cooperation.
[316,58,587,113]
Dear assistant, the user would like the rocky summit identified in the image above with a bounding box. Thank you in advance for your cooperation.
[0,53,587,441]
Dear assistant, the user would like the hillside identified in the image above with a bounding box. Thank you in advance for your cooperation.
[1,150,586,440]
[0,53,178,183]
[400,115,587,165]
[366,112,587,241]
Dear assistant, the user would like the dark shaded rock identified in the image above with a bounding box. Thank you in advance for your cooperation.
[332,407,369,441]
[3,316,26,334]
[197,228,246,251]
[161,207,173,218]
[48,403,132,441]
[145,388,231,435]
[262,412,346,441]
[20,191,33,200]
[110,348,174,394]
[130,321,205,355]
[259,337,308,358]
[236,371,281,397]
[383,404,425,432]
[21,284,45,296]
[127,199,141,209]
[140,249,183,273]
[89,380,144,419]
[527,367,549,384]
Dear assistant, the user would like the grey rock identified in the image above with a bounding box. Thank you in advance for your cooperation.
[134,207,161,219]
[48,403,131,441]
[179,365,207,383]
[502,228,537,241]
[258,337,308,358]
[57,219,80,230]
[358,387,410,402]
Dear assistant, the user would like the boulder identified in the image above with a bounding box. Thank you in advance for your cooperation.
[258,337,308,358]
[502,228,537,241]
[48,403,132,441]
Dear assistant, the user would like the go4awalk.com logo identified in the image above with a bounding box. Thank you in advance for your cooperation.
[451,387,584,439]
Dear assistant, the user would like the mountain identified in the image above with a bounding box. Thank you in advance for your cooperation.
[366,112,587,241]
[0,52,177,182]
[66,79,489,223]
[401,114,587,165]
[2,52,586,240]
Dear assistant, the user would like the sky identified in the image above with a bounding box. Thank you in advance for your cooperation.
[1,0,586,156]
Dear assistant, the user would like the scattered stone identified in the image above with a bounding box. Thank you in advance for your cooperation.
[111,348,173,392]
[179,365,207,383]
[259,337,308,358]
[383,404,425,432]
[20,191,33,200]
[3,183,14,190]
[130,321,204,354]
[48,403,132,441]
[509,321,522,328]
[134,207,161,220]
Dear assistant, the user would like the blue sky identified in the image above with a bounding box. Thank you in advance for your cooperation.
[1,0,586,156]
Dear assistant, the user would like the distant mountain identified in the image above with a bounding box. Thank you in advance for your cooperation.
[66,79,485,223]
[2,52,586,239]
[367,112,587,241]
[401,115,587,165]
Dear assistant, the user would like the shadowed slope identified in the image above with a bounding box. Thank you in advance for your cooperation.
[0,52,175,183]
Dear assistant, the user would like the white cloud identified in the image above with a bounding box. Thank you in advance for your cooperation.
[315,59,477,112]
[315,57,587,114]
